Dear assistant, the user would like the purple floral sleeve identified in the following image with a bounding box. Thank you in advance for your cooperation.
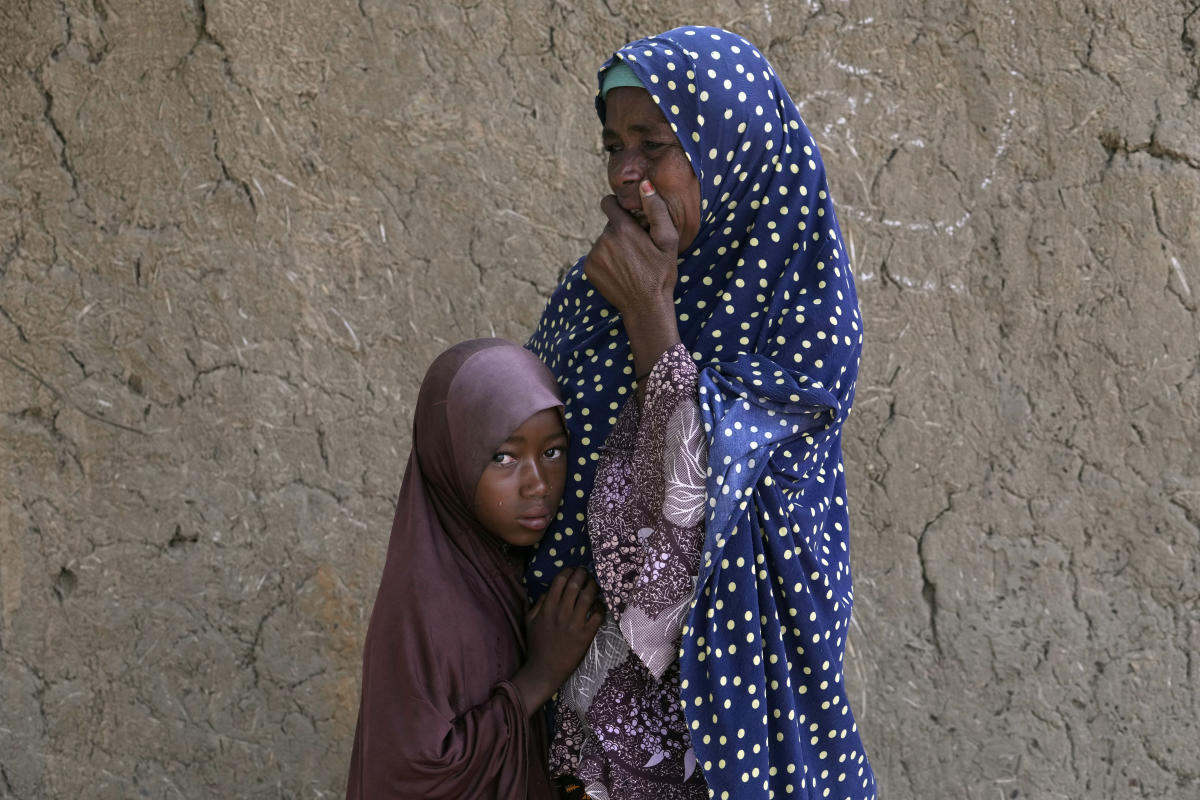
[587,344,706,624]
[552,343,709,800]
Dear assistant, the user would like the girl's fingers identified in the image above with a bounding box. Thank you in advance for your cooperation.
[545,566,574,608]
[587,603,606,630]
[527,594,546,623]
[546,567,585,623]
[573,579,598,625]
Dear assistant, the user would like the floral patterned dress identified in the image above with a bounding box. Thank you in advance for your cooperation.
[551,344,709,800]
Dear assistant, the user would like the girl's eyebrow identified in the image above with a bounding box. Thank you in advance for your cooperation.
[502,430,569,445]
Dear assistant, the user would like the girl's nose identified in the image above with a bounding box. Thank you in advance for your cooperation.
[521,461,549,496]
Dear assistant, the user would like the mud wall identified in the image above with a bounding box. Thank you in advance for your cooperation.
[2,1,1197,798]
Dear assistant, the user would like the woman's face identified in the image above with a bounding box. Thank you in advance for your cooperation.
[472,408,568,549]
[602,86,702,254]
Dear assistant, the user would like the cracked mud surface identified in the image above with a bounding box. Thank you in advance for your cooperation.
[2,1,1198,798]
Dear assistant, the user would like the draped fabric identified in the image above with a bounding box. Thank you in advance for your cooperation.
[550,344,708,800]
[346,339,559,800]
[527,26,876,800]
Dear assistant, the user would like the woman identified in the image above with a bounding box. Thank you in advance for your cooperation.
[346,339,603,799]
[528,26,878,800]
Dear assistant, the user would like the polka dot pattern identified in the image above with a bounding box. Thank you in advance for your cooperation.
[527,26,875,799]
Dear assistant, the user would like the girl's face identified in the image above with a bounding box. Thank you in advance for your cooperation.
[473,408,568,548]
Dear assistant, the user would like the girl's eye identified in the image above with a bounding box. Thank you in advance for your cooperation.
[491,453,515,466]
[543,447,564,459]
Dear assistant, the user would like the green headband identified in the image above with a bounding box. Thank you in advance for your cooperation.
[600,60,645,98]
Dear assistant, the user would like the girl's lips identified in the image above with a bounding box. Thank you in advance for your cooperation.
[517,514,551,531]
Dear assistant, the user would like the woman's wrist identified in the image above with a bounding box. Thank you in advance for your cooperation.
[623,295,681,379]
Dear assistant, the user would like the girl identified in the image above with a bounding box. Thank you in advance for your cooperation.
[346,338,604,799]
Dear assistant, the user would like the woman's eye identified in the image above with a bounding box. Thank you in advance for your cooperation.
[491,453,515,465]
[544,447,564,459]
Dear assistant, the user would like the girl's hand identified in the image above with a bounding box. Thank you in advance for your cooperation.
[512,567,605,713]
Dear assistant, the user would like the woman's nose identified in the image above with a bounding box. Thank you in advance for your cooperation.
[610,150,646,186]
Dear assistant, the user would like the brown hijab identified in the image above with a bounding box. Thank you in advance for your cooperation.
[346,338,562,799]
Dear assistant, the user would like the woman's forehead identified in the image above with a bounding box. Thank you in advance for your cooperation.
[601,87,672,134]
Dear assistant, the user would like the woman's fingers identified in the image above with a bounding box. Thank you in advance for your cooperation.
[599,194,639,233]
[588,192,677,314]
[598,191,674,255]
[638,180,679,254]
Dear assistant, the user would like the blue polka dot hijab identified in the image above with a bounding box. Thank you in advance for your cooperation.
[527,26,877,800]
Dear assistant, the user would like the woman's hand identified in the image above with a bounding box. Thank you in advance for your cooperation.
[585,181,683,381]
[512,567,605,714]
[586,180,678,315]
